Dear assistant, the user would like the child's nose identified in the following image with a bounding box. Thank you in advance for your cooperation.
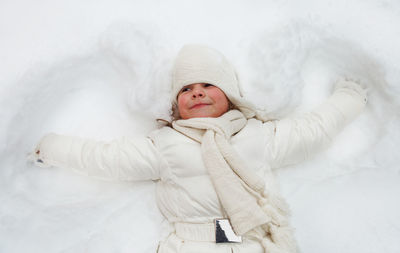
[192,86,205,98]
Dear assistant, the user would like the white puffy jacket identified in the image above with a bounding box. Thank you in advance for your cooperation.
[35,81,367,252]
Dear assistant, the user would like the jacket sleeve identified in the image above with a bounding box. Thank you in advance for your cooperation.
[264,80,367,169]
[34,134,162,181]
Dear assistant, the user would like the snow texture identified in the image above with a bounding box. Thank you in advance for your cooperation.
[1,0,399,252]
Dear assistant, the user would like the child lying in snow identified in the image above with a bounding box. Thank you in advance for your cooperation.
[31,44,367,253]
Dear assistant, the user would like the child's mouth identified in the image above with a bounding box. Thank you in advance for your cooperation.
[191,103,209,109]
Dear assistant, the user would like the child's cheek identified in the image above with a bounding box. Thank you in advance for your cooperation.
[177,95,186,109]
[177,94,189,117]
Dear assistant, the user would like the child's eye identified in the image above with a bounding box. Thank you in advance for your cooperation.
[181,87,190,93]
[204,84,214,87]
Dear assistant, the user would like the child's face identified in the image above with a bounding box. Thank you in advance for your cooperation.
[177,83,229,119]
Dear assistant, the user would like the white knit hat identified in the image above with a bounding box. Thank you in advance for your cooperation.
[171,44,261,119]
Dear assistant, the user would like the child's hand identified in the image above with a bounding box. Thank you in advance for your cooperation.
[334,77,368,103]
[342,76,368,87]
[27,141,51,168]
[335,77,366,90]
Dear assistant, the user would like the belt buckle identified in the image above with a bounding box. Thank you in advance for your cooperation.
[214,218,242,243]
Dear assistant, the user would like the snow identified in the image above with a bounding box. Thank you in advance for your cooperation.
[1,0,399,252]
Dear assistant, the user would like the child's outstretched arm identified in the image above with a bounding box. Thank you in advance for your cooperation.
[30,134,163,181]
[264,79,367,169]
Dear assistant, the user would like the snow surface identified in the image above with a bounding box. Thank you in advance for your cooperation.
[1,0,400,252]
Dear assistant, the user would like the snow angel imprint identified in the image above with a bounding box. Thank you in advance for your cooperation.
[31,44,368,253]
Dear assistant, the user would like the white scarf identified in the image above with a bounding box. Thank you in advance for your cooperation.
[172,110,298,253]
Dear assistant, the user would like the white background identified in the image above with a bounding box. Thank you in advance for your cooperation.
[1,0,399,252]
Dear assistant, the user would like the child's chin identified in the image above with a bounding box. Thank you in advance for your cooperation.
[193,112,219,118]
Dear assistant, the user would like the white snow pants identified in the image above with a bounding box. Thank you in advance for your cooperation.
[157,222,265,253]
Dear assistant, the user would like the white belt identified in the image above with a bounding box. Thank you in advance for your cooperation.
[175,222,216,242]
[174,219,242,243]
